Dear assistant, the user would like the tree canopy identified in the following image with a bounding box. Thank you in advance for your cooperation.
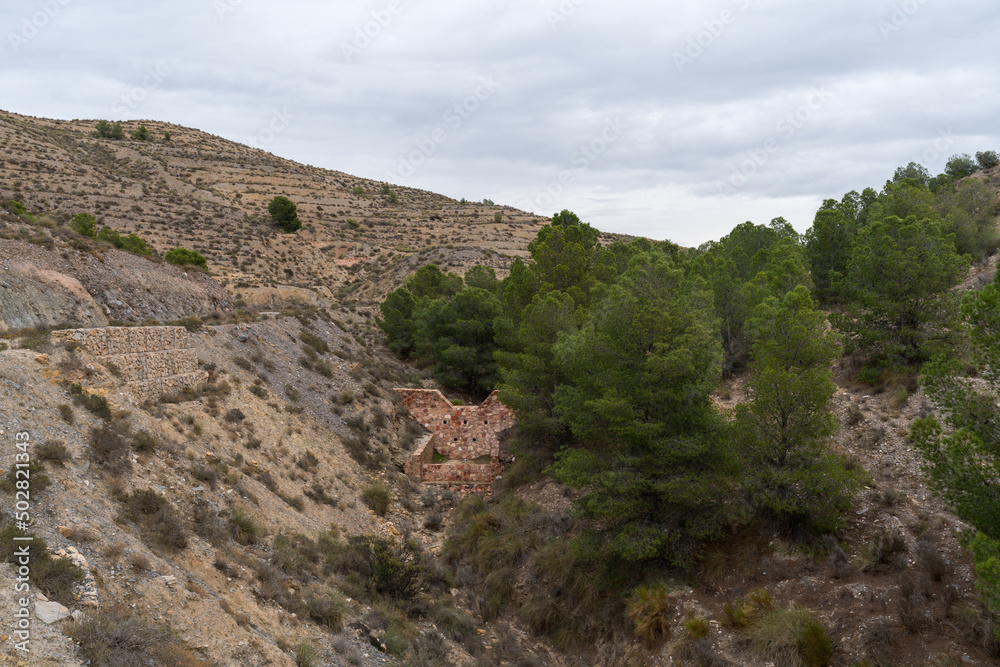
[268,196,302,233]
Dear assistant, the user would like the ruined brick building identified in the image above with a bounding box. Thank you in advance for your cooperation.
[395,389,515,487]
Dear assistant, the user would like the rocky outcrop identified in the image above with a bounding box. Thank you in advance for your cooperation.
[0,240,233,332]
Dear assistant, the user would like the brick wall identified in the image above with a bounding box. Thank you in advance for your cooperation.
[395,389,514,460]
[403,433,435,479]
[51,326,206,402]
[396,388,515,487]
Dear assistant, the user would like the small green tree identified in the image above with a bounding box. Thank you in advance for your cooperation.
[164,248,207,268]
[94,120,124,140]
[945,153,979,180]
[547,253,729,566]
[976,150,999,170]
[913,273,1000,620]
[267,196,301,233]
[912,275,1000,538]
[414,287,502,397]
[130,124,151,141]
[805,208,853,304]
[378,287,418,355]
[70,212,97,238]
[834,214,969,365]
[735,286,864,533]
[496,290,581,439]
[939,176,1000,261]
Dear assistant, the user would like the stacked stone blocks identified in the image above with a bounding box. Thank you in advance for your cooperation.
[51,326,206,402]
[397,389,514,486]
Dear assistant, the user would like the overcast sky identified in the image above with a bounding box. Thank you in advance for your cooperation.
[2,0,998,246]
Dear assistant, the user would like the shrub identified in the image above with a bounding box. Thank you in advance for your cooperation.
[94,120,124,139]
[131,430,158,454]
[916,540,947,582]
[63,525,97,542]
[723,588,775,629]
[96,228,153,256]
[164,247,207,268]
[361,483,392,516]
[224,408,246,423]
[192,500,227,544]
[89,425,132,473]
[332,535,423,600]
[522,596,576,645]
[3,199,28,216]
[70,212,97,238]
[299,331,330,354]
[190,463,220,490]
[430,600,478,644]
[37,439,71,465]
[0,523,85,606]
[307,590,350,630]
[897,571,929,632]
[295,640,320,667]
[0,459,51,494]
[131,124,151,141]
[57,404,74,423]
[63,381,112,420]
[626,583,671,645]
[118,489,189,551]
[749,607,832,667]
[424,512,443,531]
[176,316,202,332]
[228,506,266,545]
[18,327,51,351]
[864,531,908,573]
[67,606,196,665]
[297,451,319,471]
[268,196,302,233]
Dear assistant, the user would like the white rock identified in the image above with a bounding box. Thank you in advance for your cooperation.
[36,600,71,624]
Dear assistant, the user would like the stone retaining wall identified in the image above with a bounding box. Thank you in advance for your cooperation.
[51,326,206,402]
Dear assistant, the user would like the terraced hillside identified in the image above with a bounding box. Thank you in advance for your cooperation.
[0,109,553,307]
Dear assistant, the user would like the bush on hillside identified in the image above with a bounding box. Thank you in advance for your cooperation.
[164,247,207,268]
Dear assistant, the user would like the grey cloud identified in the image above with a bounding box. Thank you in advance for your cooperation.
[0,0,997,244]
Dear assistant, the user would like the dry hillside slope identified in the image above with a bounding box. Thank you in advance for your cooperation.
[0,109,558,309]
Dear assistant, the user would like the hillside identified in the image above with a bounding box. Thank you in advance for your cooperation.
[2,110,1000,667]
[0,109,555,309]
